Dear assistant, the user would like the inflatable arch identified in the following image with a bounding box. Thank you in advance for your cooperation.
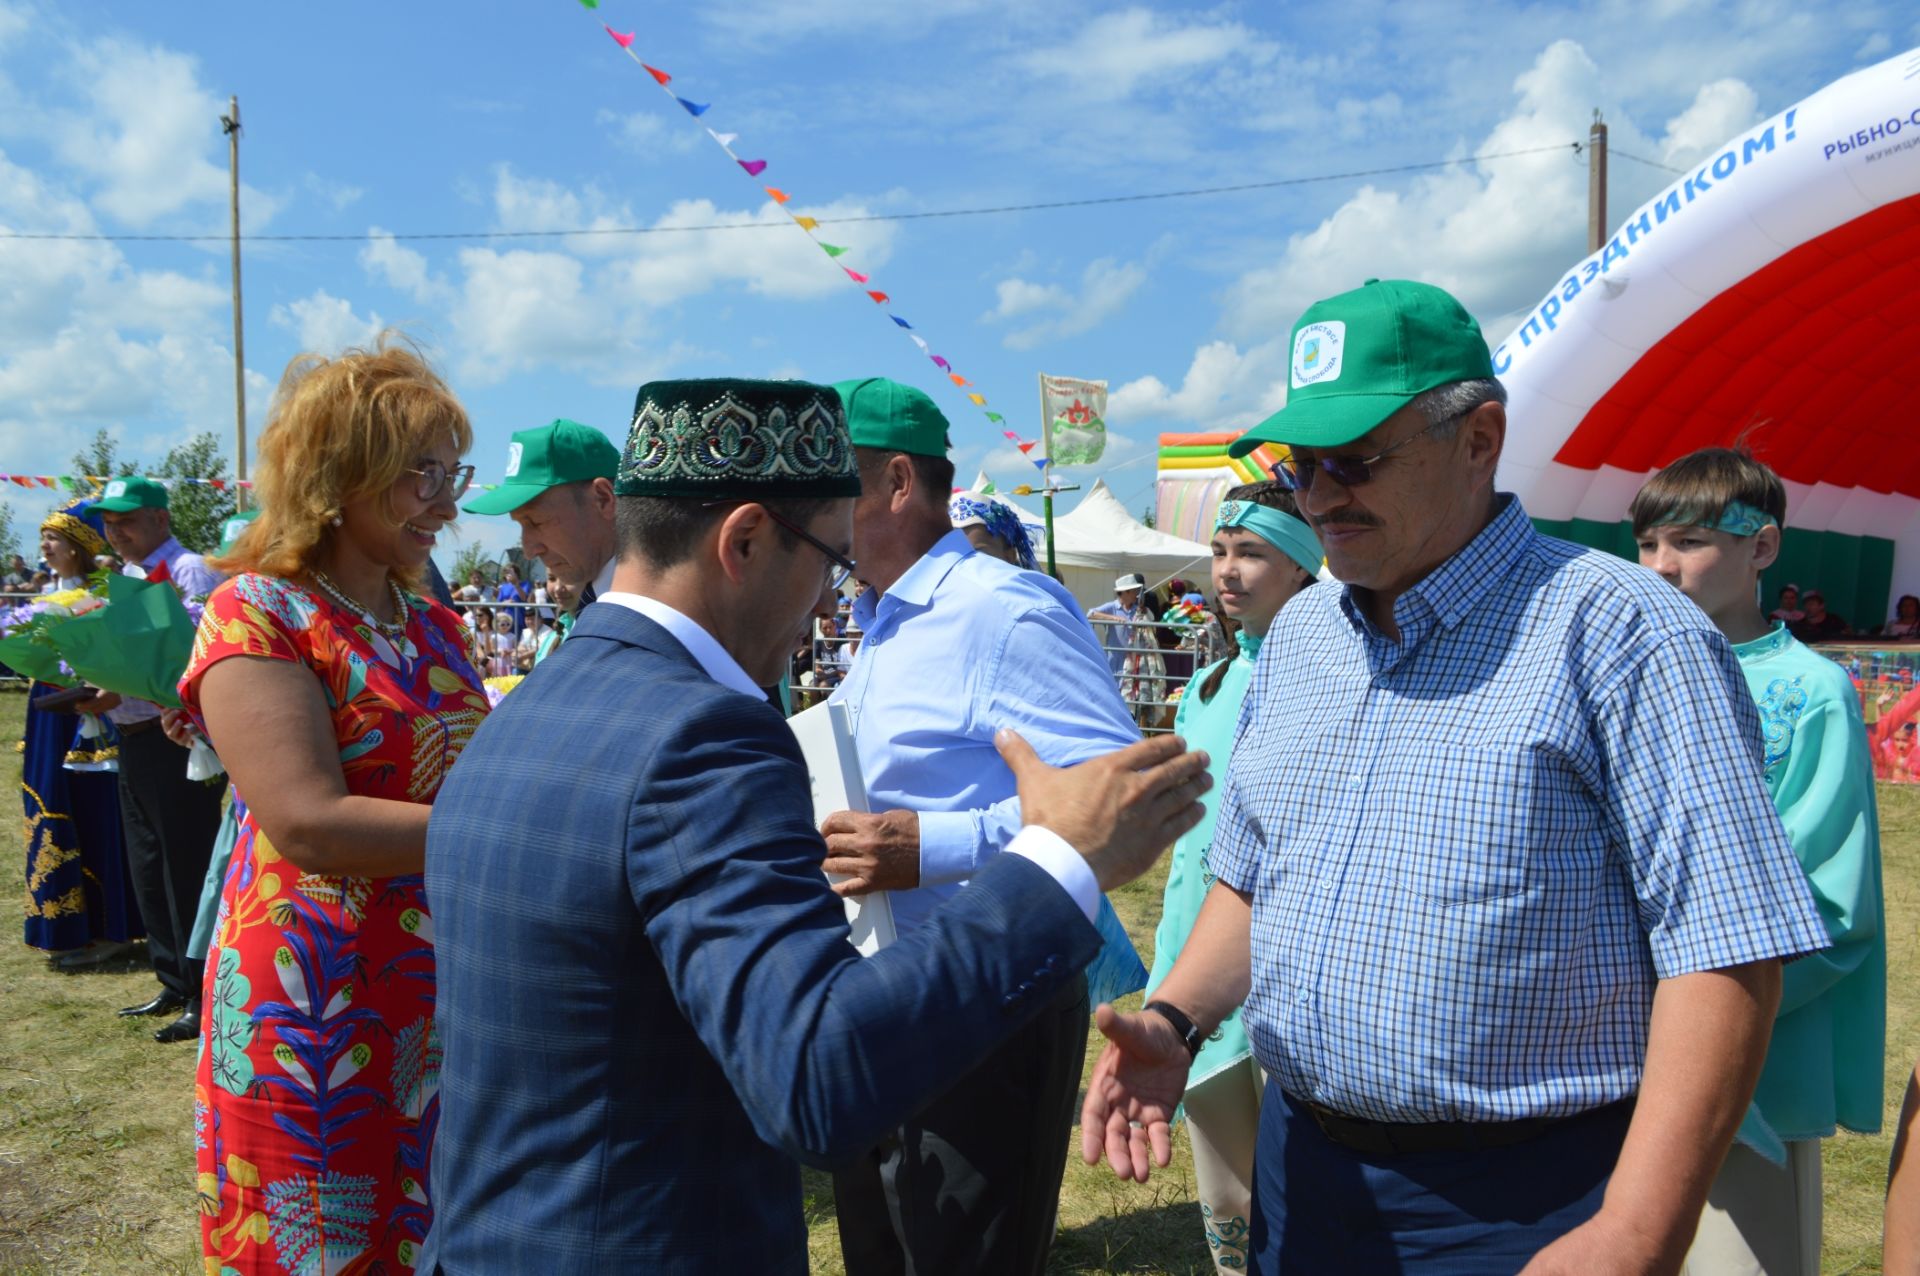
[1154,432,1285,543]
[1497,45,1920,630]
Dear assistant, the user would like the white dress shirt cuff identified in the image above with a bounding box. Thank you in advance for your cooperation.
[1005,825,1099,924]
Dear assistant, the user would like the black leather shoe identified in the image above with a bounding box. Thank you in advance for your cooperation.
[153,1011,200,1044]
[118,991,186,1018]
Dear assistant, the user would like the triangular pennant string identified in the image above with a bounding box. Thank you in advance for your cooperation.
[593,24,1009,447]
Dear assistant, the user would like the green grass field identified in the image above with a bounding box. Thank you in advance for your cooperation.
[0,681,1912,1273]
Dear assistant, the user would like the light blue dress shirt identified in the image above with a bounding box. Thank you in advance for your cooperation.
[1210,495,1830,1124]
[832,530,1141,937]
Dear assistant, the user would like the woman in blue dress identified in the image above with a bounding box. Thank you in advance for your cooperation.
[21,498,143,962]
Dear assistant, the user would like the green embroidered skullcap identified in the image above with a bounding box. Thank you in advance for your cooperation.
[1229,278,1495,456]
[93,475,170,513]
[464,419,620,515]
[834,377,951,458]
[616,378,861,500]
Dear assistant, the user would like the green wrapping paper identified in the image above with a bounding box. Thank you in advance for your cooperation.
[0,628,79,685]
[45,574,198,708]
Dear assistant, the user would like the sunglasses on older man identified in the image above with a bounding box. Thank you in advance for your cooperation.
[1270,414,1458,493]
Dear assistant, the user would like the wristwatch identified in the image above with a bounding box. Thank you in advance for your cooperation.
[1143,1000,1204,1059]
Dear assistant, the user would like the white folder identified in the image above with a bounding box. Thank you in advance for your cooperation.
[787,699,897,955]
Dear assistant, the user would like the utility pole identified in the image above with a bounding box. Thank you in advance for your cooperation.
[1587,109,1608,254]
[221,96,248,510]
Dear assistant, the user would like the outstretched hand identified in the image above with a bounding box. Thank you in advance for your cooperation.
[1080,1003,1195,1181]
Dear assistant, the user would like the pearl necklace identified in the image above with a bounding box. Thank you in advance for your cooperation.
[309,568,409,639]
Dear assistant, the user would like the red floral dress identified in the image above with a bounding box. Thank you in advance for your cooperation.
[181,572,488,1274]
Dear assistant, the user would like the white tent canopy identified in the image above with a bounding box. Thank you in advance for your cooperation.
[1021,479,1212,609]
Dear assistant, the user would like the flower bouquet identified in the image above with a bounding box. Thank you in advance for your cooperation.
[41,573,204,709]
[0,586,104,685]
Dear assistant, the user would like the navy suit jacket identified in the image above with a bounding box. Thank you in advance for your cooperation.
[422,602,1101,1273]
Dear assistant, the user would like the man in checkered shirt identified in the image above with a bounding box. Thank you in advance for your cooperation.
[1081,280,1830,1275]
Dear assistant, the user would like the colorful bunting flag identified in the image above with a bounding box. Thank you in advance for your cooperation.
[577,0,598,8]
[1031,456,1049,473]
[1018,442,1037,455]
[592,23,1010,453]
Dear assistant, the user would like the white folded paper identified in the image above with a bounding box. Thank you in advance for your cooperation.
[787,699,897,955]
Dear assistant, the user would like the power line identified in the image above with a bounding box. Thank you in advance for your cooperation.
[0,142,1582,244]
[1591,144,1686,175]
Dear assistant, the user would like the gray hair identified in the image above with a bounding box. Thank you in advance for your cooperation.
[1411,378,1507,438]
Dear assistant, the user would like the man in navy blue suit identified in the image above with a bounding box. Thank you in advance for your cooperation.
[423,378,1211,1273]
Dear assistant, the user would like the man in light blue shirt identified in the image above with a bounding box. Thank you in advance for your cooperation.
[822,376,1143,1276]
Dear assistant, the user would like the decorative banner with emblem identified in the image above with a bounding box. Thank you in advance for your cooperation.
[1039,374,1108,467]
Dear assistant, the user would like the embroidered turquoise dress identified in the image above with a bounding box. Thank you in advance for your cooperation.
[1146,631,1258,1090]
[1733,623,1884,1153]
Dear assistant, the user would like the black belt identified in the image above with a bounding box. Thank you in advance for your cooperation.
[1292,1094,1634,1158]
[116,716,164,737]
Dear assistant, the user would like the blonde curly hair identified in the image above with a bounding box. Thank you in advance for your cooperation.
[213,334,472,589]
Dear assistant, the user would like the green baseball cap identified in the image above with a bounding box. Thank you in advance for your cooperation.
[834,377,951,458]
[463,419,620,515]
[93,475,170,513]
[1228,279,1495,456]
[218,508,260,554]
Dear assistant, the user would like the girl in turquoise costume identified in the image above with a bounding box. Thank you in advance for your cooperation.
[1633,448,1884,1276]
[20,498,144,962]
[1145,480,1319,1274]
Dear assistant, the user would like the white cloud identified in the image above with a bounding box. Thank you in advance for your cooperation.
[1856,33,1892,60]
[1109,338,1290,431]
[449,248,614,384]
[271,290,386,355]
[303,172,364,212]
[360,229,447,304]
[1017,8,1274,104]
[596,109,697,157]
[45,37,279,230]
[1218,40,1760,345]
[985,257,1147,350]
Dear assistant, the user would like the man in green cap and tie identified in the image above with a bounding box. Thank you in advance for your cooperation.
[820,376,1147,1275]
[423,377,1212,1271]
[463,418,621,651]
[1078,279,1829,1274]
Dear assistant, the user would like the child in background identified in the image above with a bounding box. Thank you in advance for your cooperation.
[488,609,516,678]
[1632,447,1884,1276]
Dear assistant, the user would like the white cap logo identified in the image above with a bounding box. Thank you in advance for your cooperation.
[1290,321,1346,389]
[504,442,524,478]
[104,479,127,498]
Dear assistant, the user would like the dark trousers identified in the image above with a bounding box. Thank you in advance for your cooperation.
[1250,1080,1634,1274]
[833,973,1089,1276]
[117,725,226,1004]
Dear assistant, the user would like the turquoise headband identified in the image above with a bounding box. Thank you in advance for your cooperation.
[1214,500,1322,575]
[1650,500,1778,538]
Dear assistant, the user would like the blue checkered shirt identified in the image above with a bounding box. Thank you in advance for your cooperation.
[1210,495,1829,1123]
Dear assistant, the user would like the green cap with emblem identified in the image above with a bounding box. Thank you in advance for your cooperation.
[834,377,951,458]
[616,378,861,500]
[1228,279,1495,456]
[218,508,260,554]
[92,475,170,513]
[463,418,621,515]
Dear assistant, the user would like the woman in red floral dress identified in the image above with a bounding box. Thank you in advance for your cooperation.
[181,338,488,1273]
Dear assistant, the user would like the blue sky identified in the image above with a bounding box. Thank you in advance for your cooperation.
[1,0,1912,562]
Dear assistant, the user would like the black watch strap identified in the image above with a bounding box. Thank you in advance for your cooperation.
[1143,1000,1204,1059]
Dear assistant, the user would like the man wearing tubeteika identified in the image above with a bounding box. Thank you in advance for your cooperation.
[422,377,1211,1273]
